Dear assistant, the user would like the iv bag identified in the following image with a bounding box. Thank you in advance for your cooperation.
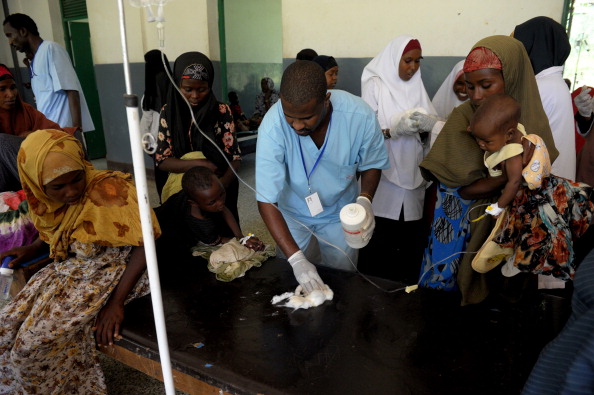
[129,0,172,22]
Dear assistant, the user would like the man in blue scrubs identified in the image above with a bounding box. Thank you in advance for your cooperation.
[256,61,389,293]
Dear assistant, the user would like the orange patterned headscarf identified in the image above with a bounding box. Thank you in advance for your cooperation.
[17,129,161,260]
[463,46,503,73]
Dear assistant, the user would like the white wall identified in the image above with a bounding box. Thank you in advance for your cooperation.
[86,0,211,65]
[225,0,282,63]
[281,0,565,58]
[2,0,566,67]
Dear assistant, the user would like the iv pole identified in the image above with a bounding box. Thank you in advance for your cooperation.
[116,1,175,393]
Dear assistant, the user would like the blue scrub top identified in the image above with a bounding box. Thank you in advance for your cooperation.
[255,90,389,224]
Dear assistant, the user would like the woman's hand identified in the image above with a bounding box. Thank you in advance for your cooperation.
[389,114,418,137]
[0,239,46,269]
[410,112,438,132]
[93,246,147,347]
[199,159,218,172]
[93,299,125,347]
[575,87,593,118]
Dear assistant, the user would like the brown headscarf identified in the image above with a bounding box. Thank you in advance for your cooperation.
[420,35,558,188]
[17,129,161,260]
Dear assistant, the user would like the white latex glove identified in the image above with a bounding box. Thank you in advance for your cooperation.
[288,251,325,294]
[485,202,504,216]
[410,111,438,132]
[356,196,375,242]
[389,114,418,137]
[575,86,593,118]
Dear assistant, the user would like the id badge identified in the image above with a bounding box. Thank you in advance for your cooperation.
[305,192,324,217]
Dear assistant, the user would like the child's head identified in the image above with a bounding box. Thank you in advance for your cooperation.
[182,166,226,213]
[228,91,239,104]
[469,93,521,153]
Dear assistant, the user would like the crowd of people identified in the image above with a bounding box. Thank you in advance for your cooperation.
[0,11,592,394]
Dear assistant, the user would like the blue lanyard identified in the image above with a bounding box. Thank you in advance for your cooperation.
[298,119,331,193]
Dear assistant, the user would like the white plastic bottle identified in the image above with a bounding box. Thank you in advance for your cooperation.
[0,256,14,300]
[340,203,369,249]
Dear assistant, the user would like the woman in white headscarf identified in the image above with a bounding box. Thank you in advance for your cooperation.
[432,60,468,119]
[359,35,440,283]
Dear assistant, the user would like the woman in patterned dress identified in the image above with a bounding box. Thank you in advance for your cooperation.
[0,129,161,394]
[154,52,241,221]
[250,77,279,128]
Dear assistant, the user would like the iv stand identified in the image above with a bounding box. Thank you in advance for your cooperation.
[116,1,175,393]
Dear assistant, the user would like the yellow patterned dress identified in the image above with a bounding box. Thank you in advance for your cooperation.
[0,129,160,394]
[0,242,149,394]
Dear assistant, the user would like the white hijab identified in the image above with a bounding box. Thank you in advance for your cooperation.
[361,35,436,191]
[432,60,467,119]
[361,35,436,128]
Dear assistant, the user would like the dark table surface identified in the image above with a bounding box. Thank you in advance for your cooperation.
[120,256,570,395]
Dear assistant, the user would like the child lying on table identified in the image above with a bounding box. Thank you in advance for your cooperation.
[156,166,273,281]
[469,94,593,280]
[156,165,264,252]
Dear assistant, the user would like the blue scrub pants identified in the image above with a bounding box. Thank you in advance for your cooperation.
[284,216,358,272]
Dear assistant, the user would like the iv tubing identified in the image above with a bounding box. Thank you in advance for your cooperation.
[117,1,175,394]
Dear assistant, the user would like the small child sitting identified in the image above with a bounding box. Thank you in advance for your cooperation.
[228,91,250,132]
[156,166,264,252]
[469,94,548,217]
[469,94,593,280]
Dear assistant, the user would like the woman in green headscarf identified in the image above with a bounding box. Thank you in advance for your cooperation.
[419,35,558,306]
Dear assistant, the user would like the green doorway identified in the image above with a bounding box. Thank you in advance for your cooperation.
[67,20,106,159]
[60,0,106,159]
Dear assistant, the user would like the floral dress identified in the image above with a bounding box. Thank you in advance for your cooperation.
[496,176,593,280]
[154,102,241,166]
[253,89,279,118]
[0,241,150,394]
[482,132,593,280]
